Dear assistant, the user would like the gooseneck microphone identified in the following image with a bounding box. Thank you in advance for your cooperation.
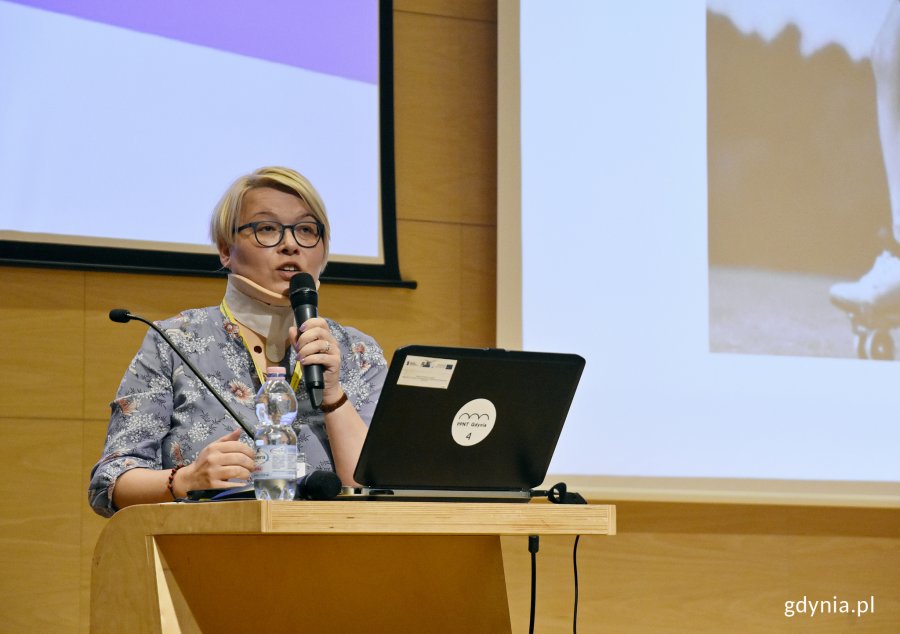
[289,273,325,409]
[108,309,255,436]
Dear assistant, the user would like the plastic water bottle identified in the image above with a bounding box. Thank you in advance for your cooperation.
[253,367,298,500]
[297,449,308,481]
[291,419,309,480]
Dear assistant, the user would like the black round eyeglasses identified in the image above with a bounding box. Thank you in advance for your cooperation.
[235,221,325,248]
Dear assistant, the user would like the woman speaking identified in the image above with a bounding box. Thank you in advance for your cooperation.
[88,166,387,517]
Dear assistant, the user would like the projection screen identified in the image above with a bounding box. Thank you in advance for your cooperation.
[0,0,401,283]
[499,0,900,505]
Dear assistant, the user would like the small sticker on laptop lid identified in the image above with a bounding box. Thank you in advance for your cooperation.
[397,355,457,389]
[452,398,496,446]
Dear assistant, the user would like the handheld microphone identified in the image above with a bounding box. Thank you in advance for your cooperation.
[108,309,255,436]
[289,273,325,409]
[294,470,342,501]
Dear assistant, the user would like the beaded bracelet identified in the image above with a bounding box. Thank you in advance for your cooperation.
[167,464,184,501]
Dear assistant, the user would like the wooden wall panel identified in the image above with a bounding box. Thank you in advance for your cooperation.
[393,9,497,227]
[0,267,85,420]
[394,0,496,22]
[460,224,497,346]
[502,503,900,633]
[0,419,82,632]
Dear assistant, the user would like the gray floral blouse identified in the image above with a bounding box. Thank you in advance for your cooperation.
[88,306,387,517]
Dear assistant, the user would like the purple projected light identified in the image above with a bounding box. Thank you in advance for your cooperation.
[4,0,378,84]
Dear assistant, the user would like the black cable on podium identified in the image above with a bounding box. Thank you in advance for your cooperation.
[526,482,588,633]
[528,534,540,634]
[525,531,584,634]
[573,534,582,633]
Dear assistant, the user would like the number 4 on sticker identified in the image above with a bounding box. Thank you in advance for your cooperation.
[452,399,496,446]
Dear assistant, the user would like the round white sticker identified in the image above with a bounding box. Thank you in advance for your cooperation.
[451,398,497,446]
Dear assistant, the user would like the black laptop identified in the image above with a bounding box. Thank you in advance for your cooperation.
[346,345,585,501]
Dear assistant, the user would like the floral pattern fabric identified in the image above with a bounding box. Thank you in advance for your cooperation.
[88,306,387,517]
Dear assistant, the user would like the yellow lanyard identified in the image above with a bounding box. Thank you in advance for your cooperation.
[219,299,302,391]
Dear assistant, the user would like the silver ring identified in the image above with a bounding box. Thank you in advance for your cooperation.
[324,341,331,353]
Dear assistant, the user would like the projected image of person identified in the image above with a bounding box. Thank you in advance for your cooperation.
[708,0,900,359]
[830,3,900,311]
[88,167,387,517]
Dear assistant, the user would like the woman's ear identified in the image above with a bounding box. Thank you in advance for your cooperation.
[218,244,231,270]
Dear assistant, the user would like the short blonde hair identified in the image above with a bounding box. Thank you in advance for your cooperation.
[210,166,331,269]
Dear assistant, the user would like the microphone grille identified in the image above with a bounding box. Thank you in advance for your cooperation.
[305,470,342,500]
[289,272,316,294]
[108,309,132,323]
[289,273,318,308]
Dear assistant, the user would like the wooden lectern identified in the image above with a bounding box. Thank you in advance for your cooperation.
[91,500,615,632]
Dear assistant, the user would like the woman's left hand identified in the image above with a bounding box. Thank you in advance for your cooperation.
[290,317,343,404]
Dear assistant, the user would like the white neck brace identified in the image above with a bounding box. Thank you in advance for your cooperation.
[224,274,293,362]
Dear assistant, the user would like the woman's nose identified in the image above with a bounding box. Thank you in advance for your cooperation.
[278,236,301,253]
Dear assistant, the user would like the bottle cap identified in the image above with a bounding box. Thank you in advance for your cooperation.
[265,366,287,376]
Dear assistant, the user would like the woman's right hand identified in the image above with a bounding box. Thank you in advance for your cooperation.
[177,428,256,492]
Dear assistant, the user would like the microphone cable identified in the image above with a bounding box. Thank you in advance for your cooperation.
[532,482,588,632]
[525,533,583,633]
[528,534,540,634]
[573,534,581,633]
